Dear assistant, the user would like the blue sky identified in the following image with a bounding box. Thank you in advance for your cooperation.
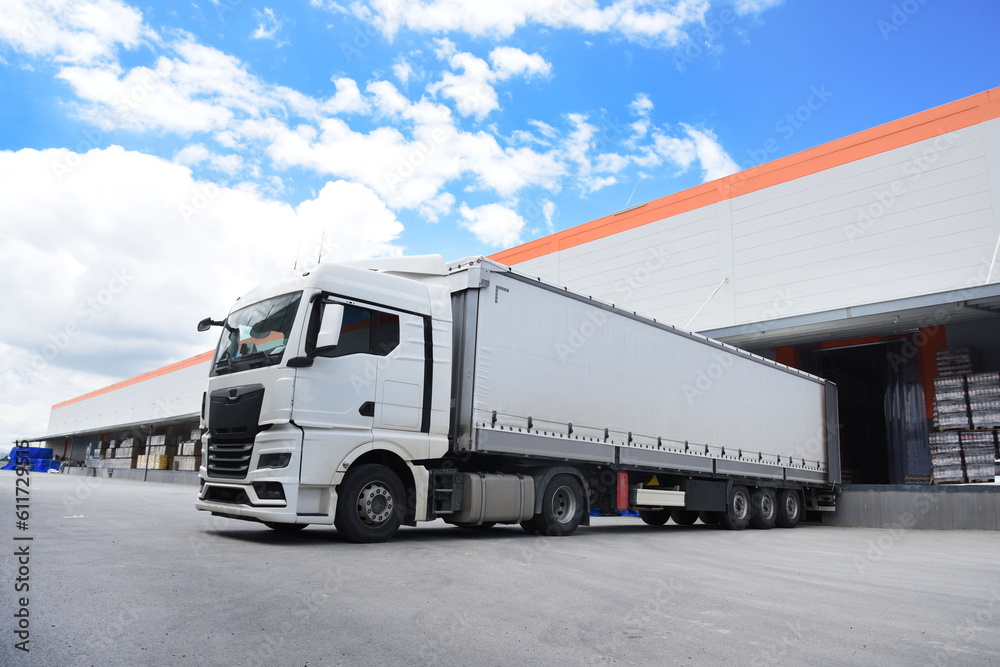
[0,0,998,442]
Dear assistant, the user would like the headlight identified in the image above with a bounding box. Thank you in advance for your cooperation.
[258,452,291,469]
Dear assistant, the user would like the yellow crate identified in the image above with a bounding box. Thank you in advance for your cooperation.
[136,455,170,470]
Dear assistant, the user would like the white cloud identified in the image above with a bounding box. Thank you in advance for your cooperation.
[418,191,455,222]
[684,125,739,180]
[651,124,738,182]
[564,113,620,193]
[734,0,784,15]
[174,143,245,176]
[489,46,552,79]
[0,145,404,443]
[459,202,525,247]
[541,199,555,232]
[629,93,654,117]
[251,8,285,43]
[392,58,414,86]
[426,41,551,120]
[652,131,698,171]
[331,0,725,46]
[528,119,557,139]
[0,0,147,64]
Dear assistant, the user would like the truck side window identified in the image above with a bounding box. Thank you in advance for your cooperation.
[318,305,371,358]
[313,305,400,358]
[373,312,399,356]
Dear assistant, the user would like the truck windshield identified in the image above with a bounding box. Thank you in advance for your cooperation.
[212,292,302,375]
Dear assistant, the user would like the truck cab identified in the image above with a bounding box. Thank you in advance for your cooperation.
[195,257,453,541]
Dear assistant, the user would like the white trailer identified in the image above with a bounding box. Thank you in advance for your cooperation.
[195,256,840,542]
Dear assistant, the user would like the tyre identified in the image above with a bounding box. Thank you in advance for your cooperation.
[520,518,542,535]
[719,485,752,530]
[749,488,777,530]
[699,511,721,526]
[334,463,405,543]
[638,509,671,526]
[534,474,585,536]
[775,489,801,529]
[671,509,699,526]
[264,522,307,534]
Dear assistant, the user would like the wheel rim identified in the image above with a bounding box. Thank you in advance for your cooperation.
[551,485,577,525]
[785,494,798,519]
[357,482,394,527]
[733,491,748,520]
[761,494,774,520]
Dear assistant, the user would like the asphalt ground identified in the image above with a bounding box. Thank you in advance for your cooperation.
[1,471,999,666]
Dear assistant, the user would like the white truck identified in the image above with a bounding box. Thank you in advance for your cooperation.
[195,256,840,542]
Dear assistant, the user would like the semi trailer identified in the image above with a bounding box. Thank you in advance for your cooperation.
[195,255,840,542]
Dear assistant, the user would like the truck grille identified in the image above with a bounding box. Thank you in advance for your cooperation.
[207,441,254,479]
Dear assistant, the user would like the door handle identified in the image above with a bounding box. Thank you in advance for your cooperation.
[359,401,375,417]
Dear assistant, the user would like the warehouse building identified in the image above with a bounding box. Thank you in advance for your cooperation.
[39,87,1000,489]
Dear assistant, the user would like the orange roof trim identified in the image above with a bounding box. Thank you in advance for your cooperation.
[51,350,214,411]
[491,87,1000,266]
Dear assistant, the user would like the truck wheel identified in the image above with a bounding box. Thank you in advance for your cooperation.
[638,509,671,525]
[264,522,307,534]
[536,474,585,536]
[775,489,801,528]
[334,464,405,543]
[719,485,751,530]
[749,489,777,530]
[671,509,699,526]
[520,518,541,535]
[699,511,721,526]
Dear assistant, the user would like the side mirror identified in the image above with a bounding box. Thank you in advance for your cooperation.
[197,317,217,332]
[315,303,345,351]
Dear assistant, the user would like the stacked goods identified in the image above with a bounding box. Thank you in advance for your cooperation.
[960,432,995,483]
[136,455,170,470]
[936,347,975,376]
[148,444,177,457]
[179,440,202,456]
[173,457,201,471]
[115,446,136,458]
[967,372,1000,430]
[929,432,964,483]
[994,431,1000,475]
[932,376,970,431]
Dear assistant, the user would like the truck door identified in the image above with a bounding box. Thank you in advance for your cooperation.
[292,300,380,486]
